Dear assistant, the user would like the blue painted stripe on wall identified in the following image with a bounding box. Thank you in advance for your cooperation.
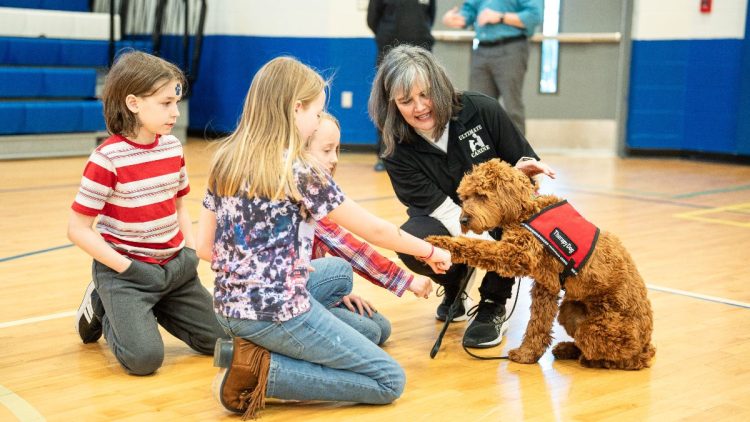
[627,38,744,155]
[188,35,378,145]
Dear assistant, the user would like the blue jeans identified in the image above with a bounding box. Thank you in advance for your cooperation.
[216,257,405,404]
[305,258,392,346]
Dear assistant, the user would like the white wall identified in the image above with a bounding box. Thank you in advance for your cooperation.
[203,0,373,38]
[632,0,747,40]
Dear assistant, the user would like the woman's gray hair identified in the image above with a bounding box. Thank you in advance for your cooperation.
[368,45,460,158]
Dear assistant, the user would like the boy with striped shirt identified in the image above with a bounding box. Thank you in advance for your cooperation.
[68,52,225,375]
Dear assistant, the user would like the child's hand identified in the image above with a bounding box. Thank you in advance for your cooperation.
[341,294,375,317]
[425,246,452,274]
[407,276,433,299]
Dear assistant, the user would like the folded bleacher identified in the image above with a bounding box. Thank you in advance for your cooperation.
[0,3,113,158]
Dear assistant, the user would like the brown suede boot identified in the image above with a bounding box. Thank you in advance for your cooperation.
[214,338,271,420]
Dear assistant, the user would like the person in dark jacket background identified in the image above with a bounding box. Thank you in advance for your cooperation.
[368,0,436,171]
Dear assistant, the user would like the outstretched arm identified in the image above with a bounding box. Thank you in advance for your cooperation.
[426,234,535,278]
[327,198,451,274]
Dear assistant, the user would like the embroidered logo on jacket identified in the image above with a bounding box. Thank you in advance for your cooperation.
[460,125,491,158]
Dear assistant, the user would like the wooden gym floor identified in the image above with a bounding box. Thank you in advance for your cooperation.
[1,139,749,421]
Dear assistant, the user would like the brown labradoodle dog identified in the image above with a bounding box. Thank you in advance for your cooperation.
[427,159,655,370]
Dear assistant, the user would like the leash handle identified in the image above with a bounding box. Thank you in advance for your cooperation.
[430,268,475,359]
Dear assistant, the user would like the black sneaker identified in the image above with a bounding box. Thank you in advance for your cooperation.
[75,281,104,343]
[435,285,472,322]
[462,299,508,348]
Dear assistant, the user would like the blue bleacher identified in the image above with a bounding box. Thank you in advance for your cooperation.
[0,4,152,148]
[0,67,96,98]
[0,0,89,12]
[0,101,104,135]
[0,37,153,67]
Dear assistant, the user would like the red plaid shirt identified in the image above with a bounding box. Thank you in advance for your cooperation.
[313,217,413,297]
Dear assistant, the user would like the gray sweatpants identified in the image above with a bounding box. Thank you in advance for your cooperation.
[92,248,226,375]
[469,39,530,134]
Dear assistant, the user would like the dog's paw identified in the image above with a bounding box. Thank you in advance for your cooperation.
[425,235,466,256]
[425,235,455,250]
[508,347,542,364]
[551,341,581,360]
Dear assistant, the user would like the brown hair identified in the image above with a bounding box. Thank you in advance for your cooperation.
[101,51,187,136]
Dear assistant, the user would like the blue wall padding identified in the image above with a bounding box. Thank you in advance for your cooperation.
[0,67,96,98]
[0,37,153,67]
[188,35,378,144]
[0,100,105,134]
[0,0,89,11]
[627,39,743,155]
[737,3,750,156]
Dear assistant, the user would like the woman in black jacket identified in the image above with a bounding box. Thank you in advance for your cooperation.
[368,45,555,348]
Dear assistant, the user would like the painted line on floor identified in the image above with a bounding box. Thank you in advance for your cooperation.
[0,244,73,263]
[671,184,750,199]
[0,384,46,422]
[0,311,75,329]
[645,284,750,309]
[674,202,750,229]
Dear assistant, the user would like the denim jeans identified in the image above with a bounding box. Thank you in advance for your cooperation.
[305,258,392,346]
[216,257,405,404]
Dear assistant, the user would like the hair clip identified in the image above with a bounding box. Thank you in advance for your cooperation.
[175,84,182,96]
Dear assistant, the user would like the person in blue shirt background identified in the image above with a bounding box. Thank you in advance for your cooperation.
[443,0,542,135]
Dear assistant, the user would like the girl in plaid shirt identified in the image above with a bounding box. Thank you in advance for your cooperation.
[309,113,433,345]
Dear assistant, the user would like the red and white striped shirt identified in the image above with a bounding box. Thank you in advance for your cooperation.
[312,217,413,297]
[71,134,189,264]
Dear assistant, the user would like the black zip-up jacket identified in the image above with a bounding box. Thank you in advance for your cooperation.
[367,0,435,51]
[383,91,539,217]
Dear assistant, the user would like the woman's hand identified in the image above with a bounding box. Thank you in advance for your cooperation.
[407,276,433,299]
[341,294,375,317]
[424,246,452,274]
[515,159,556,179]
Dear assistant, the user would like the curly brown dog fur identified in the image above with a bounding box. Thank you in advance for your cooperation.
[427,159,655,370]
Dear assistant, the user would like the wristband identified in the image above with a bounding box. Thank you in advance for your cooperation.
[419,244,435,261]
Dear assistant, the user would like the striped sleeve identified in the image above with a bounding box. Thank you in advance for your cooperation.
[71,150,116,216]
[314,218,413,297]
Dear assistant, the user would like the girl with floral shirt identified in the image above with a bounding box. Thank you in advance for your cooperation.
[196,56,451,419]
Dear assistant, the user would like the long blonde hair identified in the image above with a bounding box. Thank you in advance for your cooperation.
[208,57,327,200]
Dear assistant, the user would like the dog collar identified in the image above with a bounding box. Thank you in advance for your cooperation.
[521,200,600,287]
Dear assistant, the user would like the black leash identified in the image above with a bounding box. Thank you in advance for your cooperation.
[430,267,475,358]
[429,270,523,360]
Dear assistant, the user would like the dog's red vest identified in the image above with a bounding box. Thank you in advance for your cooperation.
[521,200,599,285]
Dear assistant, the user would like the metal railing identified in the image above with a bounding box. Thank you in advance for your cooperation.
[93,0,207,95]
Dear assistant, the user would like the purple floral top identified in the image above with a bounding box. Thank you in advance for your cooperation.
[202,161,345,322]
